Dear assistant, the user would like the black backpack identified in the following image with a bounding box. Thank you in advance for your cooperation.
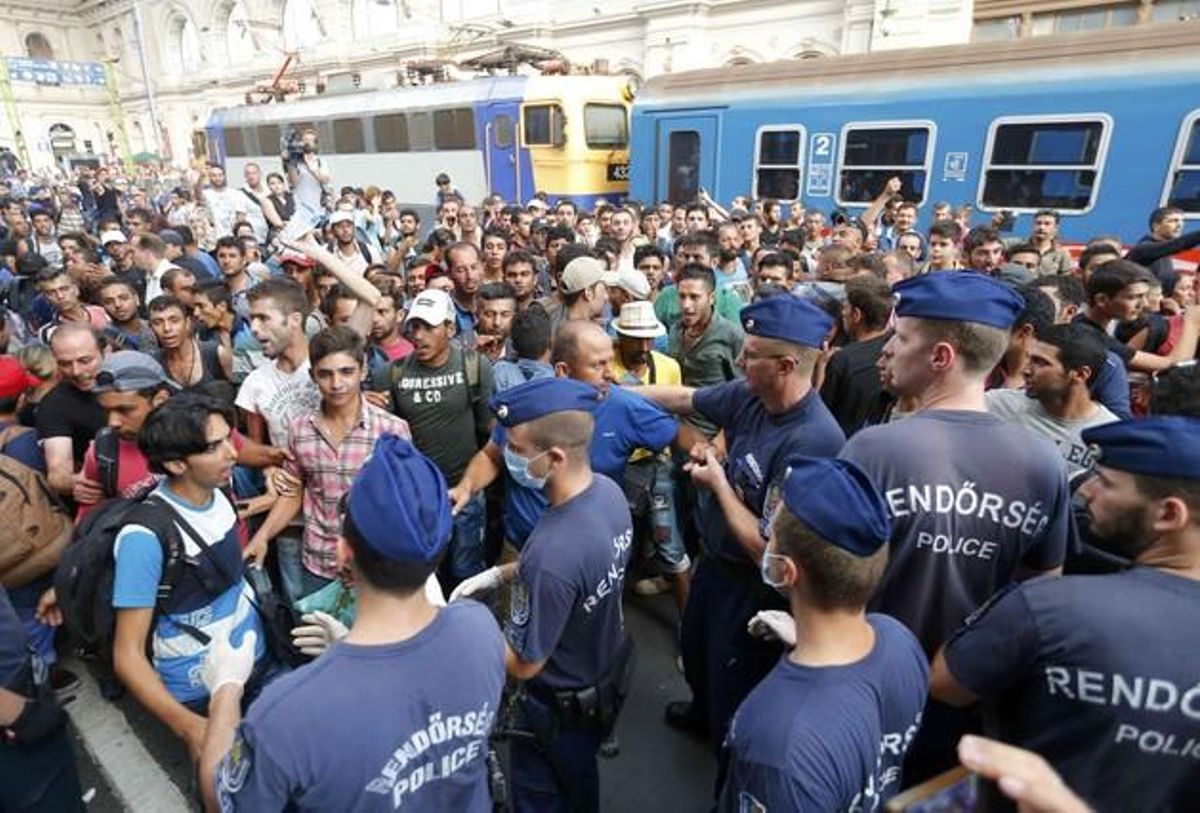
[54,493,198,669]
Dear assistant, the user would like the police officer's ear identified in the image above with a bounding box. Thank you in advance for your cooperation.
[929,340,956,373]
[1150,494,1193,535]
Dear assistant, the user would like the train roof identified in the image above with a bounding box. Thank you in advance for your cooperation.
[636,21,1200,108]
[211,73,630,126]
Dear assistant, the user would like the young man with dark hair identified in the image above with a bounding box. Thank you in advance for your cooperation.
[931,417,1200,812]
[502,249,540,312]
[634,244,669,300]
[214,236,253,321]
[1126,205,1200,282]
[202,436,504,811]
[475,281,517,363]
[987,286,1057,390]
[492,306,554,392]
[722,457,928,810]
[986,323,1118,478]
[1077,242,1121,282]
[445,242,484,342]
[962,226,1006,276]
[1026,209,1072,275]
[924,221,960,272]
[112,393,266,761]
[753,252,795,294]
[133,233,181,303]
[244,326,411,602]
[36,266,109,329]
[193,280,263,384]
[820,275,893,435]
[149,295,232,392]
[96,275,156,352]
[368,289,413,365]
[1076,259,1200,374]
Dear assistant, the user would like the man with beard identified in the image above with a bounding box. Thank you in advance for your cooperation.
[503,249,540,312]
[714,222,748,292]
[446,242,484,342]
[368,289,413,364]
[931,416,1200,813]
[238,163,283,244]
[98,276,157,351]
[327,211,368,277]
[199,163,246,240]
[985,323,1118,479]
[474,282,517,363]
[215,236,254,322]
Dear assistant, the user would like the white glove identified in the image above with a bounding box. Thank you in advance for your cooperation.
[449,566,503,603]
[291,611,349,657]
[425,574,446,607]
[746,610,796,647]
[202,629,258,694]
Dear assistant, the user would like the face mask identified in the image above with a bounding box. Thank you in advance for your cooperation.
[504,445,550,490]
[760,551,790,591]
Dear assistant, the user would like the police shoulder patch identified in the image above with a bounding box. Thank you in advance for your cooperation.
[509,579,530,627]
[217,732,254,805]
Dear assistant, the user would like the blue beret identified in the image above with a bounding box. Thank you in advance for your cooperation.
[780,457,891,556]
[740,296,834,349]
[893,271,1024,330]
[347,435,452,563]
[489,377,602,427]
[1082,416,1200,479]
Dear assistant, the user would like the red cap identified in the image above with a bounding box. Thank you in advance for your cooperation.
[278,251,315,268]
[0,356,40,399]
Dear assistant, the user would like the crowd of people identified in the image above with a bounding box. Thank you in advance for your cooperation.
[1,138,1199,813]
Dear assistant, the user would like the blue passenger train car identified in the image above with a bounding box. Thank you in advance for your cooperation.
[207,73,632,211]
[630,21,1200,241]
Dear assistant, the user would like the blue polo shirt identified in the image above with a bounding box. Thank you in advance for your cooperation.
[493,385,676,548]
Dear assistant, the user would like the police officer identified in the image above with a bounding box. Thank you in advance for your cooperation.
[839,272,1072,782]
[199,436,506,811]
[0,584,85,813]
[450,377,634,813]
[637,295,846,755]
[930,416,1200,812]
[722,456,928,810]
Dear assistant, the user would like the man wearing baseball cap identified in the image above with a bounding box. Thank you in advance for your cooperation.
[932,416,1200,811]
[0,355,44,472]
[327,210,368,276]
[202,436,506,811]
[841,272,1071,782]
[559,256,616,326]
[383,287,496,589]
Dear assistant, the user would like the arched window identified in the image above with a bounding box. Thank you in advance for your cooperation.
[166,14,203,75]
[25,32,54,60]
[353,0,400,40]
[225,0,259,64]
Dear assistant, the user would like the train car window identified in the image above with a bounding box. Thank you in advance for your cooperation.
[333,118,366,154]
[754,127,805,201]
[409,112,434,151]
[584,104,628,149]
[838,124,931,205]
[523,104,564,147]
[258,124,281,155]
[434,108,476,150]
[1164,113,1200,213]
[981,117,1109,212]
[374,114,409,152]
[493,115,514,148]
[224,127,247,158]
[667,131,701,205]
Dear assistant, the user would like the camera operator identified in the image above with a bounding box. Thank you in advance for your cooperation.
[282,128,330,213]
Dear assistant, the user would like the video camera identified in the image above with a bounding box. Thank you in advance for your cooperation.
[281,128,311,167]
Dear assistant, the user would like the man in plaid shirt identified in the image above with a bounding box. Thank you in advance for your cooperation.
[245,325,410,603]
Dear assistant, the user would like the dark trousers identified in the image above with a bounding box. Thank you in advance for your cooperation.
[508,692,604,813]
[680,557,785,754]
[0,728,85,813]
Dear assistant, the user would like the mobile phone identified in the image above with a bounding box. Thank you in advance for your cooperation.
[885,766,983,813]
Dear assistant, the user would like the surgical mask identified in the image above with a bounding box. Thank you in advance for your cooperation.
[760,551,791,591]
[504,445,551,490]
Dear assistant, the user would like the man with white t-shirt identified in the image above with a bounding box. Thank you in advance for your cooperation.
[985,323,1119,481]
[235,278,320,449]
[200,164,249,241]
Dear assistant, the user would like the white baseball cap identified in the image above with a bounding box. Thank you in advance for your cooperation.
[561,256,617,295]
[610,268,651,301]
[328,210,354,226]
[614,300,665,338]
[99,229,126,245]
[404,288,454,327]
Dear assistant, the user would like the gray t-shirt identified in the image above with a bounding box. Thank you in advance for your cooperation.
[985,389,1118,480]
[388,347,494,483]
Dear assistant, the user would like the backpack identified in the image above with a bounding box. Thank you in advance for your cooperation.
[0,425,73,589]
[53,493,200,669]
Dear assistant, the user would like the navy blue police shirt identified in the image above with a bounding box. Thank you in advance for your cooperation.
[840,410,1070,655]
[719,615,929,812]
[943,567,1200,813]
[215,601,505,812]
[492,386,676,549]
[505,474,633,690]
[693,380,845,564]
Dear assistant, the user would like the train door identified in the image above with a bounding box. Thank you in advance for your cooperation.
[655,114,719,204]
[484,102,520,201]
